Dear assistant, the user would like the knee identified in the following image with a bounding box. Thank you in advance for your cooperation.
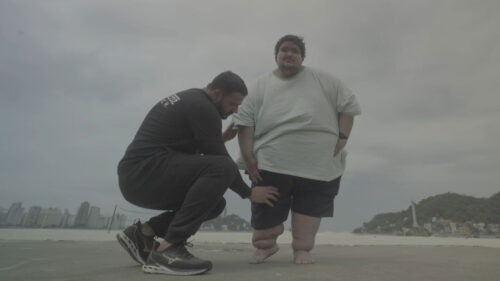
[206,198,226,221]
[253,224,284,249]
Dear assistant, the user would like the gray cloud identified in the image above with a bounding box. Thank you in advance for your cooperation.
[1,0,499,231]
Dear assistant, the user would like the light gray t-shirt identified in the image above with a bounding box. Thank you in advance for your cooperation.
[233,66,361,181]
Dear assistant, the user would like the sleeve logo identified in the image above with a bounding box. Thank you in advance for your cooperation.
[160,94,180,108]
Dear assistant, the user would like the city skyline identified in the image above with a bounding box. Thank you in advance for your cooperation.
[0,200,251,232]
[0,201,128,230]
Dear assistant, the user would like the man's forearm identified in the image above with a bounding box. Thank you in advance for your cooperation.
[229,173,252,198]
[238,126,255,161]
[338,113,354,137]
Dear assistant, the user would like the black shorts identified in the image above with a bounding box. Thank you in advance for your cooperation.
[251,170,341,230]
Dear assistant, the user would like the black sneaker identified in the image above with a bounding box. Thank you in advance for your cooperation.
[116,221,155,265]
[142,242,212,275]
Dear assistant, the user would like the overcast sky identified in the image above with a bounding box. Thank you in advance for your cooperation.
[1,0,499,231]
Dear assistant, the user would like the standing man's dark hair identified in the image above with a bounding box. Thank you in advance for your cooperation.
[274,34,306,61]
[207,71,248,96]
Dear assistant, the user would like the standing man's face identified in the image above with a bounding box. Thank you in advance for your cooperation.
[276,41,303,74]
[215,92,245,119]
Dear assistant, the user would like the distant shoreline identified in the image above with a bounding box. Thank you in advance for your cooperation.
[1,228,499,248]
[1,226,498,239]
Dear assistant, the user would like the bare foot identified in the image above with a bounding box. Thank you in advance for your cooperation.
[249,244,279,264]
[294,250,315,264]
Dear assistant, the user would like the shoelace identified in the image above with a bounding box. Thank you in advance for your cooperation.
[174,242,195,259]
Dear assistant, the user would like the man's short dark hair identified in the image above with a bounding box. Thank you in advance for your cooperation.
[207,71,247,96]
[274,35,306,61]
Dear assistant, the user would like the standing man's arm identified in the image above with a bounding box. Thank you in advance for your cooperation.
[334,113,354,156]
[238,126,262,183]
[222,122,238,142]
[196,132,277,205]
[190,111,276,204]
[332,77,361,157]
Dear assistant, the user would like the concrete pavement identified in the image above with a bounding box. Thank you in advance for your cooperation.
[1,240,499,281]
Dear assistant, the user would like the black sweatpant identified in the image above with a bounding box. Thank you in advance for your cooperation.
[119,151,239,244]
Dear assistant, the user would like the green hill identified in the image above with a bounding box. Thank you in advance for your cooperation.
[354,191,500,234]
[201,214,251,232]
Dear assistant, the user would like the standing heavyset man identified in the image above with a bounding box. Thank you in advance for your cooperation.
[117,71,279,275]
[233,35,361,264]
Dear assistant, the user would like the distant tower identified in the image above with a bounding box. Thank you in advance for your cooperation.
[23,206,42,227]
[5,202,25,226]
[74,201,90,228]
[40,208,63,227]
[61,209,75,228]
[411,201,419,227]
[87,206,101,229]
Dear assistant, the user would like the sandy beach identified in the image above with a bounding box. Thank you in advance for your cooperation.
[1,228,500,248]
[196,231,500,248]
[1,229,499,281]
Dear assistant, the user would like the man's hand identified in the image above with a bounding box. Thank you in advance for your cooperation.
[335,113,354,156]
[249,186,279,207]
[246,156,263,183]
[334,139,347,156]
[222,122,238,142]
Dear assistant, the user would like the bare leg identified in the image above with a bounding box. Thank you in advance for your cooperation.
[156,240,173,252]
[250,224,284,264]
[141,222,155,236]
[291,212,321,264]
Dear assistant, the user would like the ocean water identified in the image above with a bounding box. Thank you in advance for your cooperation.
[1,229,499,248]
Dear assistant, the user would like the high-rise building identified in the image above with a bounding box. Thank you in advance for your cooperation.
[61,209,75,228]
[40,208,63,227]
[110,213,127,230]
[36,208,48,227]
[0,207,7,225]
[23,206,42,227]
[74,201,90,228]
[97,216,107,229]
[117,214,127,229]
[87,206,101,229]
[5,202,25,226]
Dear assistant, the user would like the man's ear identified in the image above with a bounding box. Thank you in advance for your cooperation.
[213,89,223,102]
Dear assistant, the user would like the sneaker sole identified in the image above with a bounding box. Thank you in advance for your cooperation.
[142,263,210,276]
[116,232,147,265]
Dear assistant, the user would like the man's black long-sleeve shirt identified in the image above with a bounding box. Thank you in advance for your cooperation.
[118,88,251,198]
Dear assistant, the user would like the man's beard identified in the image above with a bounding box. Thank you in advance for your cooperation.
[280,62,300,72]
[215,101,228,119]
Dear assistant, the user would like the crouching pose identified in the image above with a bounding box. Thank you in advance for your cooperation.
[117,71,278,275]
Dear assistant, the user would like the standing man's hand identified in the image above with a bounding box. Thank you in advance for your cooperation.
[335,113,354,156]
[222,122,238,142]
[249,186,279,207]
[334,138,347,156]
